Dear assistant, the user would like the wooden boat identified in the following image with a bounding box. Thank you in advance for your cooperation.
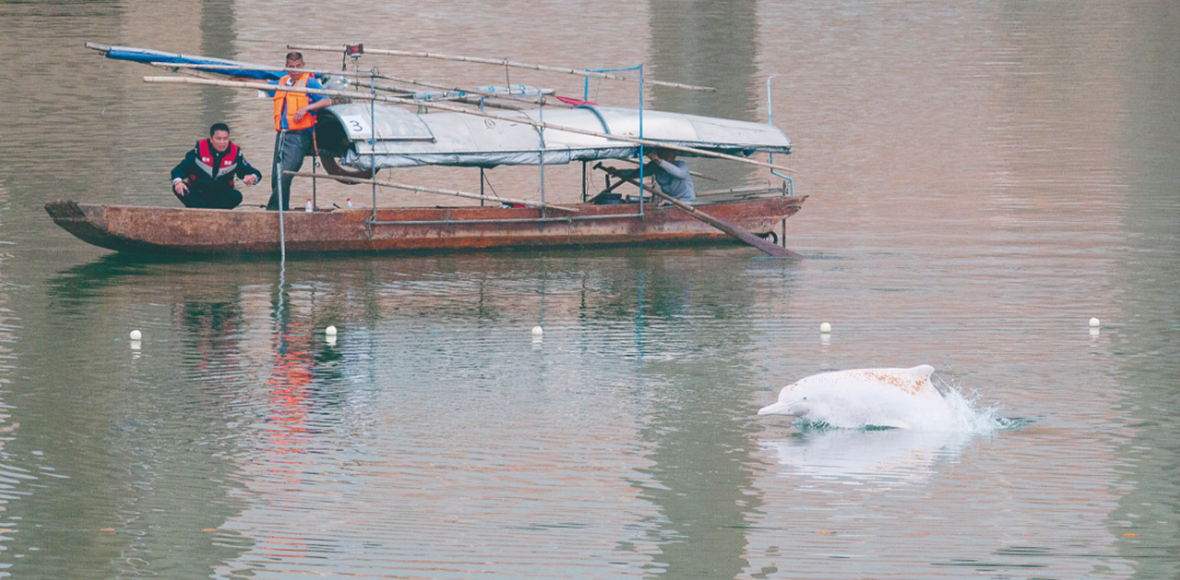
[60,43,807,257]
[45,192,804,255]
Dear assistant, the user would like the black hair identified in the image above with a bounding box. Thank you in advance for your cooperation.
[286,51,304,62]
[209,123,230,136]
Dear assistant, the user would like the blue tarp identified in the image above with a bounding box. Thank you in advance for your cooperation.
[100,45,294,82]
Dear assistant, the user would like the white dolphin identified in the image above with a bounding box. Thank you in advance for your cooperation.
[758,364,956,429]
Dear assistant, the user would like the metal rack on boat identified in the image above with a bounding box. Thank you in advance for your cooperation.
[285,45,796,232]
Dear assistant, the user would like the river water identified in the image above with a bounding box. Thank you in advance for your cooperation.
[1,1,1178,578]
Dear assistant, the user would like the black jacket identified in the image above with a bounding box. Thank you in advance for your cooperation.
[170,139,262,194]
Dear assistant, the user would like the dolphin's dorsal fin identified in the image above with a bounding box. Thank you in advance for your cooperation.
[903,365,935,381]
[898,365,941,398]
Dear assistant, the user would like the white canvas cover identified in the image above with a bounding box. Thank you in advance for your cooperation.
[317,103,791,170]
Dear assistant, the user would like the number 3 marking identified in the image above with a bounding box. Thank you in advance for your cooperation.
[341,115,370,135]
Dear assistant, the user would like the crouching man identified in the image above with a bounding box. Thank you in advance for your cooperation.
[170,123,261,209]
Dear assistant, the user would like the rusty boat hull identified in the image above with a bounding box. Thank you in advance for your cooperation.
[45,196,805,256]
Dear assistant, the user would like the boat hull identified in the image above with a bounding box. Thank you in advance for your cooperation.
[45,196,804,255]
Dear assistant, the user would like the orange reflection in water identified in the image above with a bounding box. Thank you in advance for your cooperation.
[264,322,314,457]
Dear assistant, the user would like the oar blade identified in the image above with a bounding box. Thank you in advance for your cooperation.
[691,209,803,258]
[607,172,803,258]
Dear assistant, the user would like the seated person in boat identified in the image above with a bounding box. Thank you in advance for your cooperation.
[609,148,695,203]
[170,123,261,209]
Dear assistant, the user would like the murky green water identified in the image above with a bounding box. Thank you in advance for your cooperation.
[1,1,1178,578]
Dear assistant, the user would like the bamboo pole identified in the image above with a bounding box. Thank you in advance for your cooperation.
[142,75,794,174]
[285,171,579,212]
[143,62,234,82]
[165,62,558,105]
[164,61,373,79]
[374,73,559,104]
[153,63,416,96]
[289,44,717,92]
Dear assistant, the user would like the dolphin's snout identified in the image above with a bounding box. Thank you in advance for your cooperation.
[758,400,797,416]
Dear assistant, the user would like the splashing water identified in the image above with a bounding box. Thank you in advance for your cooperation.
[934,377,1016,433]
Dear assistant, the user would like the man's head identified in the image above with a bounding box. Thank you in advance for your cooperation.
[209,123,231,152]
[285,51,305,69]
[657,148,676,161]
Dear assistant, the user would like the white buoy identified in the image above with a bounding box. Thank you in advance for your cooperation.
[326,325,337,336]
[130,330,142,340]
[1089,317,1100,327]
[820,322,831,333]
[532,326,544,336]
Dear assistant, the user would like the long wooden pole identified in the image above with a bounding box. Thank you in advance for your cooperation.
[142,75,795,174]
[143,62,230,82]
[152,62,413,95]
[285,171,578,213]
[289,44,716,92]
[381,75,559,101]
[162,62,560,105]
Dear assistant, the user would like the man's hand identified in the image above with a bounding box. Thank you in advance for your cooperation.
[647,151,661,163]
[293,107,308,122]
[173,180,188,196]
[243,175,258,186]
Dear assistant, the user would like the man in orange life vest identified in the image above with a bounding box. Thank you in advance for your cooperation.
[170,123,261,209]
[267,51,332,211]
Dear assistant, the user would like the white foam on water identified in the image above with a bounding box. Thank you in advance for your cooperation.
[934,378,1013,433]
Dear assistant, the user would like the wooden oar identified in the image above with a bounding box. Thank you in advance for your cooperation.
[600,169,800,258]
[285,171,578,212]
[289,44,716,92]
[142,76,795,175]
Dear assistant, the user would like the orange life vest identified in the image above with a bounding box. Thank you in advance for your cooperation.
[273,73,316,131]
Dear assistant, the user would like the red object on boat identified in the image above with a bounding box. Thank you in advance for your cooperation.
[554,95,598,107]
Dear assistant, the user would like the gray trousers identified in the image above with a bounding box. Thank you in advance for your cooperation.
[267,130,314,210]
